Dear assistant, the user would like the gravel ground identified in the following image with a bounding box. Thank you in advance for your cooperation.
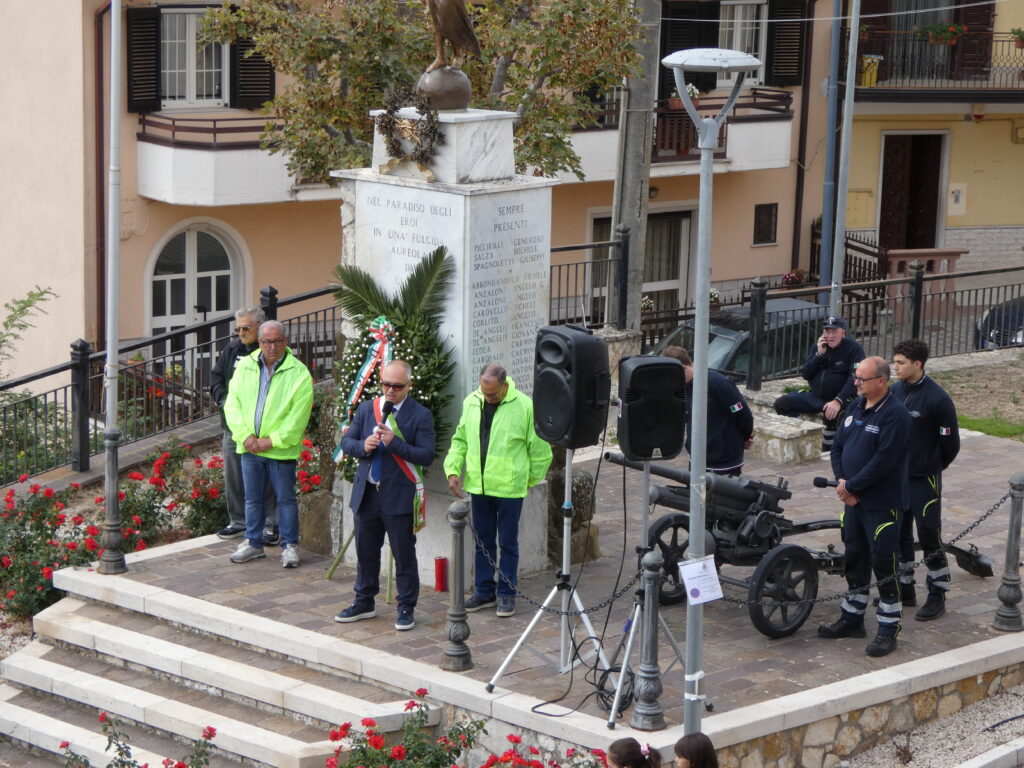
[844,683,1024,767]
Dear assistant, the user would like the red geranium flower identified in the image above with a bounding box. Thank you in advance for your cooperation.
[391,744,407,760]
[42,567,53,580]
[98,712,107,723]
[202,725,217,740]
[368,734,385,750]
[43,488,55,498]
[207,487,220,499]
[361,718,376,728]
[71,515,84,526]
[507,734,522,744]
[87,525,99,536]
[84,538,99,552]
[127,471,145,481]
[135,540,147,552]
[60,740,69,749]
[17,474,28,483]
[416,687,428,697]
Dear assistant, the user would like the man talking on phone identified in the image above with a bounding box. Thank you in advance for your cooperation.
[773,316,866,452]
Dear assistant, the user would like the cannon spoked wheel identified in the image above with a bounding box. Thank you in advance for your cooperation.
[747,543,819,638]
[648,514,716,606]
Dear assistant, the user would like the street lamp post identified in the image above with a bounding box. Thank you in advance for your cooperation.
[660,48,761,733]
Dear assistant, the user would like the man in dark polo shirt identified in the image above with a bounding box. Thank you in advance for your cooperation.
[818,356,912,657]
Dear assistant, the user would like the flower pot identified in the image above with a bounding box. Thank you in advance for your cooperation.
[929,33,958,45]
[1015,38,1024,49]
[668,97,684,110]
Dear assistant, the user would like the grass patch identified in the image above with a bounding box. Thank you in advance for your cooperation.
[958,415,1024,440]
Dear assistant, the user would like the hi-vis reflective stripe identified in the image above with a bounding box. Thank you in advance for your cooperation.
[730,402,744,413]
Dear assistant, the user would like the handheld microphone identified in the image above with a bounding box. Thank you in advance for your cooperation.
[375,400,395,435]
[813,476,838,488]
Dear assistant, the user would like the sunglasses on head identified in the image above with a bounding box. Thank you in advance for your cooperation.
[381,381,407,391]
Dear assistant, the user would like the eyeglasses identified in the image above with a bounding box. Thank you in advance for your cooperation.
[381,381,408,391]
[853,375,882,384]
[234,325,253,333]
[260,339,286,346]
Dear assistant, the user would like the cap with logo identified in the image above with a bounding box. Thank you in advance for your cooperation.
[823,316,846,330]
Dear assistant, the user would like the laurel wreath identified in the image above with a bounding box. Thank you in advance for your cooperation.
[374,87,445,170]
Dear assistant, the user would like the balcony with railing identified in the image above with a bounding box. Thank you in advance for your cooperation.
[844,31,1024,101]
[567,88,794,183]
[136,113,297,206]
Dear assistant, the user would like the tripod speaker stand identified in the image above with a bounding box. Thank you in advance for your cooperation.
[486,449,615,691]
[602,460,686,728]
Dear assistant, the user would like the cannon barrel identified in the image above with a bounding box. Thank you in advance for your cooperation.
[604,451,792,508]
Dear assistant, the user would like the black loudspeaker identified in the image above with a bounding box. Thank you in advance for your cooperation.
[533,325,611,449]
[618,356,686,461]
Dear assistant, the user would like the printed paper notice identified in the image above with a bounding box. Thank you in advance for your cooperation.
[678,556,723,605]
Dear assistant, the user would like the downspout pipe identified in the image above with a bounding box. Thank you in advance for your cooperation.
[790,0,819,271]
[94,2,112,349]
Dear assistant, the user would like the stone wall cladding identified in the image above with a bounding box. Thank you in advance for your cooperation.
[714,662,1024,768]
[944,227,1024,273]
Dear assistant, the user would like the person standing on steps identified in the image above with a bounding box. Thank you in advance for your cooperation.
[890,339,960,622]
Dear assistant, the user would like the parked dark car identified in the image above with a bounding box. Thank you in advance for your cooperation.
[649,298,830,380]
[974,296,1024,350]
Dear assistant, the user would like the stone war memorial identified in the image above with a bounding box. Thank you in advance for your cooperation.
[330,52,556,585]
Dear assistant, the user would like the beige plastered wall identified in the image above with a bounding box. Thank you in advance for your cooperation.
[550,166,798,287]
[1,3,91,381]
[845,112,1024,231]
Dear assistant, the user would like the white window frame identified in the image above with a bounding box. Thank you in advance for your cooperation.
[717,0,767,88]
[161,9,231,110]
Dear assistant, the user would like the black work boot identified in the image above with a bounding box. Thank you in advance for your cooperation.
[866,628,899,657]
[915,593,945,622]
[818,612,866,639]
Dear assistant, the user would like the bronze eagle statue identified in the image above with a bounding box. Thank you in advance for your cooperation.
[426,0,482,72]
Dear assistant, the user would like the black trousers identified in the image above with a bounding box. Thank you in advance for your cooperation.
[353,485,419,610]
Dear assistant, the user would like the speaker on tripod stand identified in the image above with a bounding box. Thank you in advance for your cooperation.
[533,325,611,448]
[617,356,686,461]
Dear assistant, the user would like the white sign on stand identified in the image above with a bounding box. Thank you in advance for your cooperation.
[678,556,723,605]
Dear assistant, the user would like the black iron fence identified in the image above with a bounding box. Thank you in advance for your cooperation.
[0,286,338,485]
[846,31,1024,91]
[745,263,1024,389]
[549,232,629,329]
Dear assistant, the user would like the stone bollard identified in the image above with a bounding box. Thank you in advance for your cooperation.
[441,501,473,670]
[631,549,666,730]
[993,473,1024,632]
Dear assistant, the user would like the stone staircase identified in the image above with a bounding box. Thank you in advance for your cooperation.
[0,568,442,767]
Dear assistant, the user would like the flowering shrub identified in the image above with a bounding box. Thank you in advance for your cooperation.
[60,711,216,768]
[0,479,97,618]
[480,734,609,768]
[324,688,485,768]
[780,269,806,288]
[297,438,325,494]
[174,454,228,536]
[919,21,968,43]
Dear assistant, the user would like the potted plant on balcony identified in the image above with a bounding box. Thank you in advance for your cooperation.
[858,24,870,42]
[668,82,700,110]
[919,21,968,45]
[1011,27,1024,49]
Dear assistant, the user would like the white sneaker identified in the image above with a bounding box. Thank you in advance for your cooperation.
[230,542,265,563]
[281,543,300,569]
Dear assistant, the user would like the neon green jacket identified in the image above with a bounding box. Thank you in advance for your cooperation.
[224,348,313,460]
[443,378,552,498]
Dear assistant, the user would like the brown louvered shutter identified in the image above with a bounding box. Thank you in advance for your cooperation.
[765,0,805,87]
[660,1,721,98]
[953,1,994,81]
[126,6,161,113]
[231,38,275,110]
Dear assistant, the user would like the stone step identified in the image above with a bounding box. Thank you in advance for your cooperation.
[30,597,424,732]
[0,682,238,768]
[2,641,332,768]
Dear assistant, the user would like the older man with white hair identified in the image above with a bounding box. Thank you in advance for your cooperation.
[224,320,314,568]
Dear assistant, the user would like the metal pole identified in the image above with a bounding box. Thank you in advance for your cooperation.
[70,339,93,472]
[818,0,842,294]
[560,450,574,668]
[441,501,474,670]
[828,0,862,316]
[993,474,1024,632]
[908,260,925,339]
[610,0,660,330]
[747,278,768,391]
[98,0,126,575]
[630,549,666,730]
[672,69,748,733]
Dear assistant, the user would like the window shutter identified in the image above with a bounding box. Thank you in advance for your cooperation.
[660,1,720,97]
[231,38,275,110]
[126,6,161,113]
[765,0,805,87]
[954,2,994,81]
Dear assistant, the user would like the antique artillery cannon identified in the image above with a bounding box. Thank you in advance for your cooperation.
[604,452,994,639]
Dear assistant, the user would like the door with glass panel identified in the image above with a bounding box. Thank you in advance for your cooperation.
[149,229,235,396]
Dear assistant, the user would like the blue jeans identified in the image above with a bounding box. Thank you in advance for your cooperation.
[471,495,524,599]
[239,454,298,548]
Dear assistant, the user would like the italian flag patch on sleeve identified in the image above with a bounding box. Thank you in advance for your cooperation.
[939,427,951,435]
[730,402,744,413]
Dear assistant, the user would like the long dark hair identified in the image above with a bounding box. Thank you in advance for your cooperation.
[608,737,662,768]
[674,733,718,768]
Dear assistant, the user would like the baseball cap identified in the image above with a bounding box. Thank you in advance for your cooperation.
[823,316,846,330]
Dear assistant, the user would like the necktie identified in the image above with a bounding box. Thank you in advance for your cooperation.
[370,445,383,485]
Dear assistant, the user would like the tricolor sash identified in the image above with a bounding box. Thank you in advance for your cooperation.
[373,396,427,532]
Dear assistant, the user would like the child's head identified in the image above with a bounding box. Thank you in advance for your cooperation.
[673,733,718,768]
[607,737,662,768]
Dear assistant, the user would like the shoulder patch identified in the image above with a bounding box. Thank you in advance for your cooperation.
[939,426,951,435]
[730,402,744,413]
[844,415,853,427]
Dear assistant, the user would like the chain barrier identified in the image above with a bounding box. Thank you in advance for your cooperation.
[715,491,1012,609]
[465,514,643,617]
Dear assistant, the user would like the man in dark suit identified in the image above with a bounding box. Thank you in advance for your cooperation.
[335,360,436,631]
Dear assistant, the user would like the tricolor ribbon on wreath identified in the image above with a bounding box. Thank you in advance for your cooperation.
[332,316,395,463]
